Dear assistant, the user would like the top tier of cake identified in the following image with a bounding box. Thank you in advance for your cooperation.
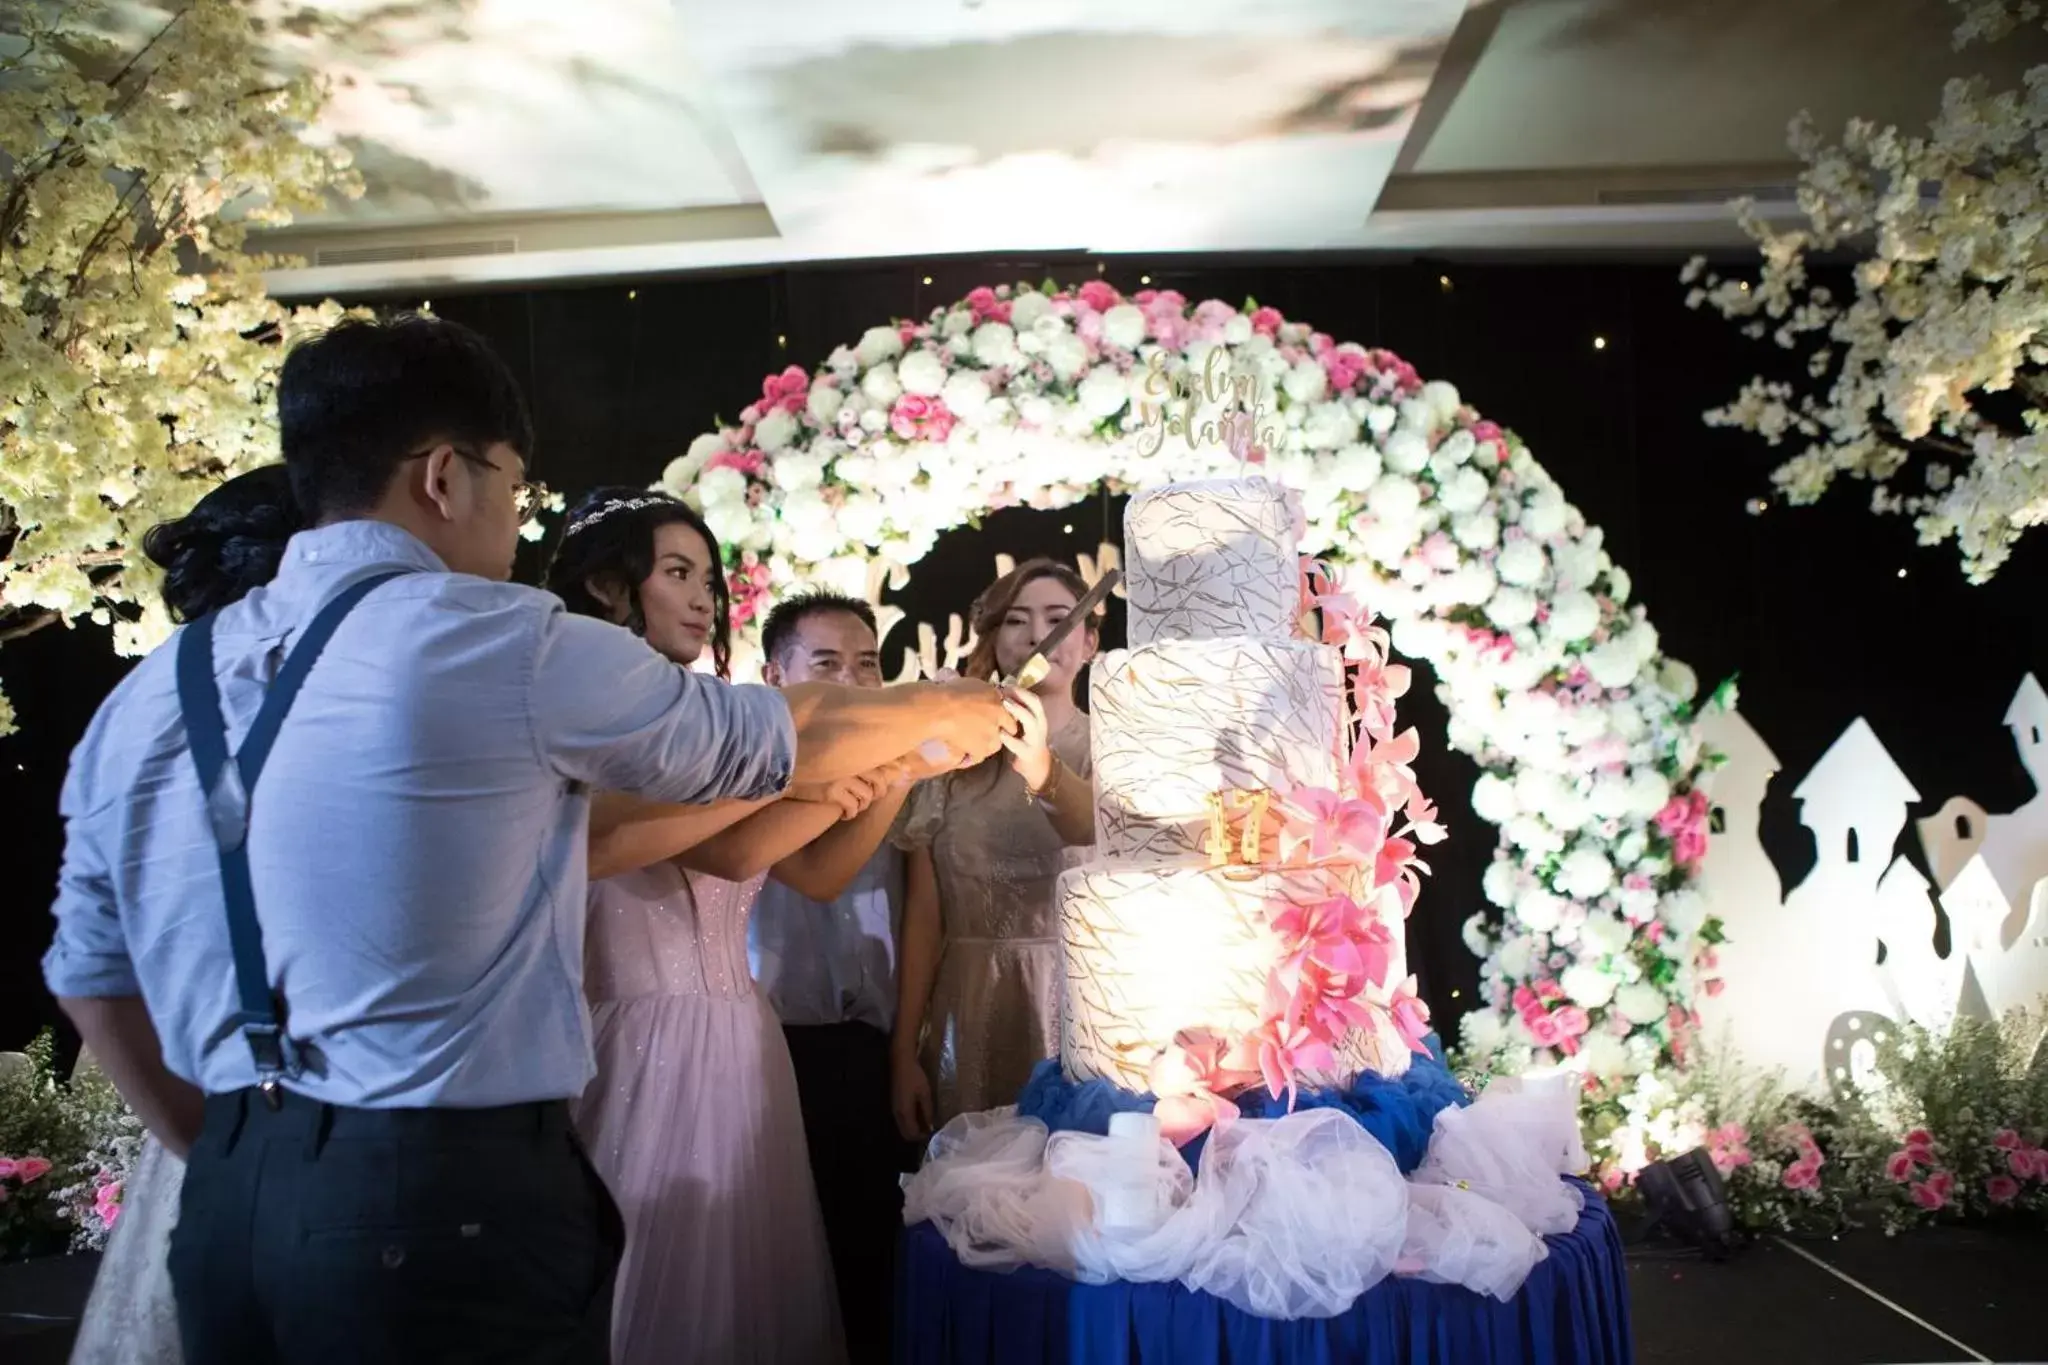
[1124,477,1303,646]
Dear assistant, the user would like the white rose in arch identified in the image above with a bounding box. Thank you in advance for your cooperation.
[1626,769,1672,819]
[1442,562,1497,606]
[779,483,834,531]
[859,408,888,434]
[1042,333,1090,381]
[1561,963,1620,1010]
[1422,379,1461,424]
[1628,621,1661,663]
[1554,846,1615,900]
[1329,442,1383,492]
[1017,395,1056,429]
[1658,659,1699,702]
[1576,1031,1630,1078]
[695,465,748,509]
[1472,772,1520,823]
[1497,937,1536,981]
[1102,304,1147,350]
[1010,291,1053,329]
[1523,490,1570,539]
[1482,855,1522,908]
[1615,829,1648,865]
[1515,886,1565,933]
[1453,511,1500,552]
[1364,403,1398,436]
[861,363,903,406]
[898,348,949,397]
[1487,584,1538,629]
[1078,365,1131,420]
[1302,403,1358,450]
[1585,638,1642,690]
[1661,890,1708,942]
[1607,566,1633,604]
[972,322,1021,369]
[701,501,756,550]
[685,430,726,465]
[942,310,975,338]
[855,325,903,367]
[1436,466,1491,516]
[771,450,827,491]
[837,496,887,546]
[1430,429,1478,475]
[1222,314,1254,344]
[1546,590,1601,644]
[942,371,993,423]
[1283,361,1328,405]
[1609,702,1648,742]
[1506,813,1565,856]
[1588,773,1634,820]
[1495,539,1548,588]
[1382,428,1431,474]
[1612,983,1668,1027]
[807,383,844,427]
[753,407,800,454]
[1577,909,1631,958]
[1366,472,1423,522]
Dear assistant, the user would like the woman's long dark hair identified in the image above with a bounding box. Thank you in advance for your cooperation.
[544,486,733,678]
[141,465,305,621]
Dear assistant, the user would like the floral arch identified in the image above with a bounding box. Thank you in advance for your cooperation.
[657,279,1725,1118]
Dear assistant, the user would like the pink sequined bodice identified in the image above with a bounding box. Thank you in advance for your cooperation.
[584,863,766,1004]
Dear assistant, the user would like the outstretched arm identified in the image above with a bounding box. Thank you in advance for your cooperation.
[675,782,866,883]
[588,792,771,882]
[782,679,1016,784]
[772,782,913,902]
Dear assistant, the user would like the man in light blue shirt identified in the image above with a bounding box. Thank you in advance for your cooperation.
[749,591,920,1365]
[43,316,1015,1365]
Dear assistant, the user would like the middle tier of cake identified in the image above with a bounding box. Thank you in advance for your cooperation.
[1091,636,1349,861]
[1059,859,1413,1093]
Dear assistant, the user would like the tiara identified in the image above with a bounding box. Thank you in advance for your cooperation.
[564,495,674,538]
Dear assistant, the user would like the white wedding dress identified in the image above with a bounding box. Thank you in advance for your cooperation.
[68,1134,184,1364]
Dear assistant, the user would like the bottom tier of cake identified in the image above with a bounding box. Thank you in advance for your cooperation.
[1058,859,1412,1092]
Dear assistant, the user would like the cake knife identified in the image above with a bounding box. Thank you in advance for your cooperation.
[1001,568,1120,692]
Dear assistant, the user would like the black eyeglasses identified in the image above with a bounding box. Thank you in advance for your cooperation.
[405,443,550,517]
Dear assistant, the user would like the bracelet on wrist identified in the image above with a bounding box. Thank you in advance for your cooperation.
[1026,757,1064,803]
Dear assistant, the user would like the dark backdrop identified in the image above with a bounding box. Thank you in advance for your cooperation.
[5,255,2044,1060]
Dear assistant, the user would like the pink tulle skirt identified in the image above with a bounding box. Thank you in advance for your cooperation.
[575,991,846,1364]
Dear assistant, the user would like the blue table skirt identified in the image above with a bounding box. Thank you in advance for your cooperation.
[896,1179,1634,1365]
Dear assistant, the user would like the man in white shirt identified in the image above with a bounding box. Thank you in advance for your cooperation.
[748,591,915,1365]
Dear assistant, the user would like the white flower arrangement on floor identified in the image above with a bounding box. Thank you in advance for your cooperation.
[655,280,1729,1107]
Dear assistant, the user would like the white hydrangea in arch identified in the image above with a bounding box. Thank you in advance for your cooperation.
[659,280,1726,1106]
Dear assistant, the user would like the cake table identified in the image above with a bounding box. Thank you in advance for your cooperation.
[897,1178,1632,1365]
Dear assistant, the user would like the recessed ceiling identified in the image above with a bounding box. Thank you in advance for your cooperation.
[220,0,2048,294]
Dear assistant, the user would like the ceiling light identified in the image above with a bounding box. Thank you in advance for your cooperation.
[1897,568,1908,578]
[1593,336,1607,350]
[1140,275,1151,285]
[627,289,637,301]
[420,300,432,312]
[1746,498,1768,515]
[922,275,933,286]
[1062,524,1074,534]
[1438,275,1452,291]
[776,334,787,348]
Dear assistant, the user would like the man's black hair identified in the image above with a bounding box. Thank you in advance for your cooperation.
[760,590,880,667]
[278,313,534,520]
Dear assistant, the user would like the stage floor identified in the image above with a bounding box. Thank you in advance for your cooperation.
[7,1225,2046,1364]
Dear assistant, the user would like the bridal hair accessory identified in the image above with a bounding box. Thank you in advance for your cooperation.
[564,495,675,538]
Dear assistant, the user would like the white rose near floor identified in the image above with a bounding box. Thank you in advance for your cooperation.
[3,2,2046,1363]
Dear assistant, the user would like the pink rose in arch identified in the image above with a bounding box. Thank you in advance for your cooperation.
[1986,1174,2021,1205]
[1992,1128,2023,1151]
[706,448,766,478]
[12,1156,52,1184]
[1076,280,1119,313]
[758,365,810,414]
[889,395,956,443]
[1908,1178,1947,1210]
[1884,1150,1917,1183]
[0,1158,16,1181]
[94,1180,123,1232]
[1782,1159,1821,1192]
[964,286,1011,324]
[1250,306,1285,337]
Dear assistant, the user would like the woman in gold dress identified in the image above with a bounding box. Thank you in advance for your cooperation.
[890,560,1102,1139]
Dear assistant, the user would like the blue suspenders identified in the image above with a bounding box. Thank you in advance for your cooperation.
[174,571,404,1107]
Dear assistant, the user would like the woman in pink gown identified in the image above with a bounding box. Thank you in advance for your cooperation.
[546,488,925,1365]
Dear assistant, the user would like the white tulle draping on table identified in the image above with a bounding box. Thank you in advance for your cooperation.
[902,1080,1588,1321]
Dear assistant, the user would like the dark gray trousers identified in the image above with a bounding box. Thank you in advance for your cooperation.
[169,1087,623,1365]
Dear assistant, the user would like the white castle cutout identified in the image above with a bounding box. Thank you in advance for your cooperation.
[1693,675,2048,1091]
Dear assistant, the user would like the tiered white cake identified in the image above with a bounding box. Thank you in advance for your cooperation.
[1059,477,1413,1095]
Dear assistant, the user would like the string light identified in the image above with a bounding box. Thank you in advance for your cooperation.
[1593,336,1608,351]
[420,300,432,312]
[922,275,933,286]
[1096,262,1106,275]
[1438,274,1452,292]
[1062,523,1074,534]
[776,334,787,349]
[1139,274,1151,285]
[627,289,637,301]
[1746,498,1769,516]
[1897,568,1908,578]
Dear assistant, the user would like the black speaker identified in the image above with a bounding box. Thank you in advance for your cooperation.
[1634,1147,1741,1257]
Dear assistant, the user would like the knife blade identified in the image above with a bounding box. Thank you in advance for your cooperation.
[1001,568,1120,691]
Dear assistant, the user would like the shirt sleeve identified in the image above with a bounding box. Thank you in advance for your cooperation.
[42,750,141,999]
[528,607,796,804]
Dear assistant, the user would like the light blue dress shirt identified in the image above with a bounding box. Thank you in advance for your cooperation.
[43,520,796,1108]
[748,846,903,1033]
